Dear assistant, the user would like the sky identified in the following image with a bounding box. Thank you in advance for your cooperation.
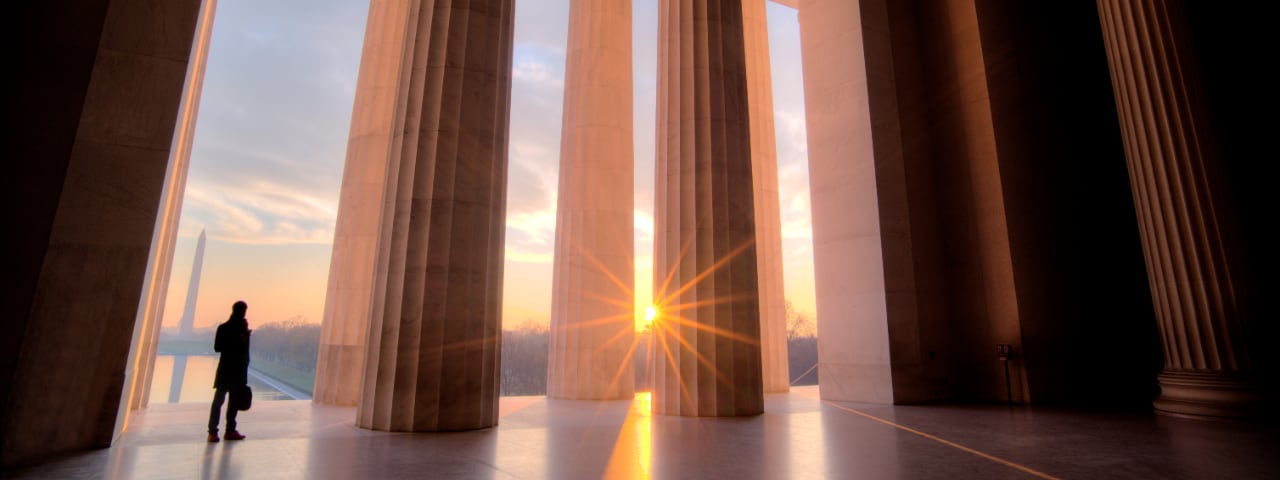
[162,0,816,332]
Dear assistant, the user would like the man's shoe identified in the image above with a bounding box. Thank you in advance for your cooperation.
[207,433,220,443]
[224,431,246,441]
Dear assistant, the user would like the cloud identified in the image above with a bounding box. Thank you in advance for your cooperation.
[180,179,337,245]
[634,209,655,242]
[774,109,809,164]
[784,242,813,261]
[505,246,554,264]
[778,163,813,241]
[504,138,560,264]
[509,49,567,149]
[178,0,365,244]
[505,45,566,263]
[180,0,816,306]
[506,208,557,247]
[172,0,820,331]
[513,57,565,90]
[513,0,571,52]
[774,109,813,242]
[503,35,569,266]
[508,141,559,207]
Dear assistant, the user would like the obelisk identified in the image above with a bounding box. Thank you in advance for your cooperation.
[166,228,206,403]
[177,229,206,338]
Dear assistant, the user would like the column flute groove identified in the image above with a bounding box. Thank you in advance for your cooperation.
[741,0,789,393]
[354,0,514,432]
[652,0,763,417]
[548,0,636,401]
[1099,1,1170,367]
[315,0,413,407]
[1097,0,1257,417]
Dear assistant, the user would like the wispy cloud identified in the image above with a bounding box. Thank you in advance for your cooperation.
[778,168,813,241]
[179,0,363,245]
[505,246,554,264]
[775,108,813,242]
[174,0,818,325]
[180,179,337,244]
[502,31,569,266]
[513,0,570,53]
[634,209,655,241]
[513,57,565,90]
[504,133,561,263]
[506,208,557,248]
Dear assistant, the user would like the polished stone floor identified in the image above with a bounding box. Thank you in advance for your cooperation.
[5,387,1277,479]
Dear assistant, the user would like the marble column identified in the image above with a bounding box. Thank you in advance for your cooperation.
[1097,0,1259,418]
[547,0,636,401]
[652,0,763,417]
[313,0,410,407]
[356,0,514,432]
[126,0,218,412]
[798,0,1035,404]
[742,0,789,393]
[4,0,204,466]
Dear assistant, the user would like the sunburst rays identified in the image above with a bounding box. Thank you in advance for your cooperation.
[649,235,761,413]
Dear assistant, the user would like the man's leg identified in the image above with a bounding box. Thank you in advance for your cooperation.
[225,398,238,433]
[223,388,245,440]
[208,389,226,435]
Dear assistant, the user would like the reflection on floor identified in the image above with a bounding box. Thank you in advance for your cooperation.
[148,355,303,404]
[6,387,1278,479]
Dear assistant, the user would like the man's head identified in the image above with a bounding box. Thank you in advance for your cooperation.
[232,301,248,316]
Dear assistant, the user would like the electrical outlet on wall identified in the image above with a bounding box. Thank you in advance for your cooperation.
[996,344,1012,360]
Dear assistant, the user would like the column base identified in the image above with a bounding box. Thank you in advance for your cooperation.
[1153,370,1262,419]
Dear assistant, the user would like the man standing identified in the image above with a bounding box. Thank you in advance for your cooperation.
[208,300,251,442]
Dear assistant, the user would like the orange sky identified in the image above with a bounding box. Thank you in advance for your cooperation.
[161,229,814,332]
[161,1,817,334]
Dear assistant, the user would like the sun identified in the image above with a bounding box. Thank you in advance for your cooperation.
[643,305,657,325]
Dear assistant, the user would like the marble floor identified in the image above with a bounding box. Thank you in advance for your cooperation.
[4,387,1277,479]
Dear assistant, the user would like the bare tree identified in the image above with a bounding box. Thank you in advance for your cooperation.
[784,301,819,385]
[785,300,816,341]
[501,320,549,396]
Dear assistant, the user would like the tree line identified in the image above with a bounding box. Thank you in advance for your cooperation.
[250,317,320,373]
[499,301,819,395]
[238,301,818,397]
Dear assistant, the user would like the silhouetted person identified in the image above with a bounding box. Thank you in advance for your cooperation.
[208,300,251,442]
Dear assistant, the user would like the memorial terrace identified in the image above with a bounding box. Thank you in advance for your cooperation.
[6,388,1279,479]
[5,0,1276,477]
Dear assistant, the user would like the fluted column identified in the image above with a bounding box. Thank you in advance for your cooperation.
[547,0,636,400]
[1097,0,1258,417]
[314,0,411,406]
[357,0,514,431]
[652,0,763,417]
[743,0,789,393]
